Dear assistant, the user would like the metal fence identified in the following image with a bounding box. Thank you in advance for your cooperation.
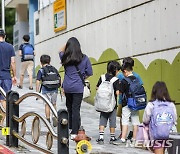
[0,88,69,154]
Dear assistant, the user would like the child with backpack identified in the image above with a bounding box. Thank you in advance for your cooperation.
[116,57,143,139]
[143,81,177,154]
[113,60,144,145]
[36,55,61,127]
[95,61,121,145]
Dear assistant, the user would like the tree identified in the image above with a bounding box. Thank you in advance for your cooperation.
[0,1,15,44]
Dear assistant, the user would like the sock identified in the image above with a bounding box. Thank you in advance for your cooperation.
[99,131,104,139]
[110,133,115,140]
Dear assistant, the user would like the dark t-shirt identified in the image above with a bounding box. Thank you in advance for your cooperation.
[120,75,136,107]
[96,73,120,105]
[0,41,15,79]
[19,43,34,62]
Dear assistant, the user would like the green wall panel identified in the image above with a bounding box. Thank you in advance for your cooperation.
[41,50,179,130]
[176,105,180,132]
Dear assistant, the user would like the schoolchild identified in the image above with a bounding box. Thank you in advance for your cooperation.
[143,81,177,154]
[116,57,143,139]
[113,61,140,145]
[96,61,121,145]
[36,55,61,127]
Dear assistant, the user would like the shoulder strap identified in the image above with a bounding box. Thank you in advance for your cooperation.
[123,77,133,84]
[42,66,49,75]
[110,77,118,83]
[75,66,86,86]
[101,74,106,82]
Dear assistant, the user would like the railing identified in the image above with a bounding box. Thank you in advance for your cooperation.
[0,87,6,113]
[4,90,69,154]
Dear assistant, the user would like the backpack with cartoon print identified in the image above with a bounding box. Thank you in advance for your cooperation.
[149,100,175,140]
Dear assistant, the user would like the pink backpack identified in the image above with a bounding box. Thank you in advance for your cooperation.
[136,124,149,142]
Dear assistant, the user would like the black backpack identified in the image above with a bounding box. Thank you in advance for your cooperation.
[41,65,61,89]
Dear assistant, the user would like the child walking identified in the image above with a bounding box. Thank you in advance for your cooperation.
[113,60,140,145]
[143,81,177,154]
[96,61,121,145]
[116,57,143,139]
[36,55,61,127]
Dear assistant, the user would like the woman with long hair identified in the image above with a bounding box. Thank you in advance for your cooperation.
[59,37,93,139]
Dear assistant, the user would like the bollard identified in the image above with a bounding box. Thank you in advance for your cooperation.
[57,109,69,154]
[6,91,19,147]
[168,132,180,154]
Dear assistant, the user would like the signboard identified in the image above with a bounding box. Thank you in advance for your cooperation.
[53,0,66,32]
[2,127,10,136]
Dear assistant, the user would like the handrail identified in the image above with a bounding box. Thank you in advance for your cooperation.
[0,87,6,113]
[13,112,58,138]
[12,130,53,154]
[0,87,6,98]
[6,91,69,153]
[15,92,57,118]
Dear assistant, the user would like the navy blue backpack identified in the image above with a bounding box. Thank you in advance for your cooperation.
[123,77,147,110]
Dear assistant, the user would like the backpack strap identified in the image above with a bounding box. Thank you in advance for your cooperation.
[110,77,118,83]
[42,65,49,75]
[123,77,133,84]
[101,74,106,82]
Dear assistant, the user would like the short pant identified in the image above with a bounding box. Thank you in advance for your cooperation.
[20,61,34,76]
[122,105,140,125]
[99,109,117,128]
[43,92,58,105]
[0,79,12,100]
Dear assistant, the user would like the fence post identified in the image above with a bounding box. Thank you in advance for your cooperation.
[6,90,19,147]
[57,109,69,154]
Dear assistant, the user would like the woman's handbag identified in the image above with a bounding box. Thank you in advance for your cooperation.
[75,66,90,99]
[83,84,90,99]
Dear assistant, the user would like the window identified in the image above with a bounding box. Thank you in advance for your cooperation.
[36,19,39,35]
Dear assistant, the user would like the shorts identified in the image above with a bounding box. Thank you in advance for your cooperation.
[20,61,34,76]
[0,79,12,100]
[43,92,57,105]
[99,109,117,128]
[122,105,140,125]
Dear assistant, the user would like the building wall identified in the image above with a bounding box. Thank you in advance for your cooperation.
[34,0,180,130]
[34,0,180,67]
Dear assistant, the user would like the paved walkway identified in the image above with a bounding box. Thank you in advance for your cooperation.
[0,83,152,154]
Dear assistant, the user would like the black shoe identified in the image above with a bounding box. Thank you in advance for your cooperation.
[29,87,33,90]
[109,138,117,144]
[96,138,104,145]
[17,85,22,89]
